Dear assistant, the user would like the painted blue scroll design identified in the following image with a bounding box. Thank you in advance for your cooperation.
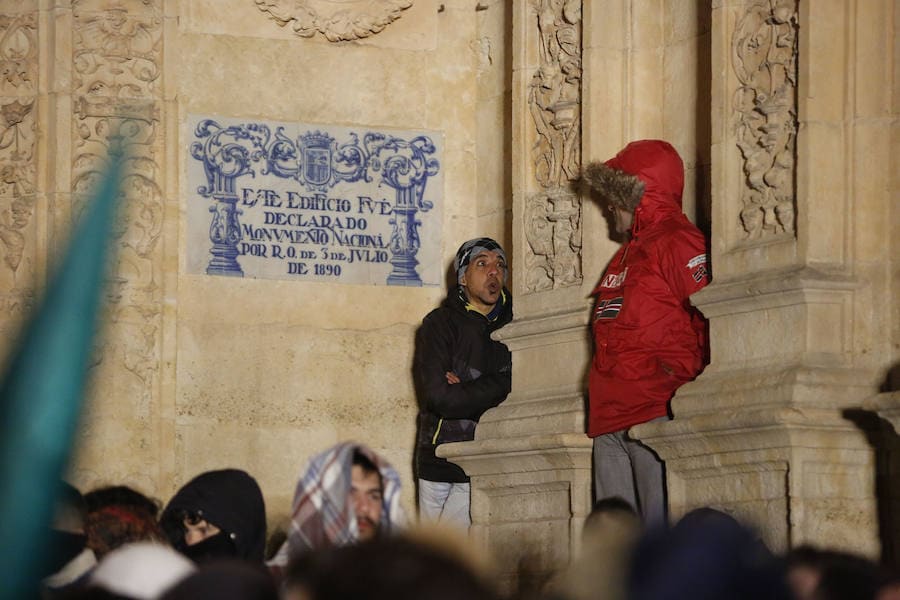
[364,133,439,286]
[191,120,440,285]
[191,120,271,276]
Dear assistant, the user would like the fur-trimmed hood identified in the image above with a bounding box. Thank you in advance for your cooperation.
[583,139,685,233]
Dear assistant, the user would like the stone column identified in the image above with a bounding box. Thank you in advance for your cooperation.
[46,0,168,496]
[0,1,168,494]
[439,0,593,590]
[633,0,896,558]
[0,2,39,360]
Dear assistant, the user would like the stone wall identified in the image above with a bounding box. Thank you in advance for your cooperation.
[443,0,714,588]
[2,0,897,581]
[636,0,898,559]
[0,0,511,533]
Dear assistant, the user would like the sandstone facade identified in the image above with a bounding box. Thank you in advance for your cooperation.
[0,0,896,585]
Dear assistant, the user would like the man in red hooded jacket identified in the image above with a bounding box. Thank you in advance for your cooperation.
[582,140,710,525]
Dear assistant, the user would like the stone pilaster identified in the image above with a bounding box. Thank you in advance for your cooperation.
[65,0,167,494]
[632,0,896,559]
[0,2,39,361]
[440,313,593,590]
[439,0,591,590]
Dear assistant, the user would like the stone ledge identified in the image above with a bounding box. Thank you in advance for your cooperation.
[493,309,589,350]
[690,265,859,318]
[632,406,878,462]
[671,364,880,416]
[437,433,592,476]
[475,389,585,438]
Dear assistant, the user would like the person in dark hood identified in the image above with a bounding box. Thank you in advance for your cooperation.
[582,140,710,525]
[627,508,790,600]
[414,237,513,529]
[159,469,266,564]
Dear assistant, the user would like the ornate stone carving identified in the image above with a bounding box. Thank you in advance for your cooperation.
[72,1,163,268]
[0,98,36,273]
[0,12,37,95]
[255,0,413,42]
[524,0,582,293]
[0,11,38,326]
[0,288,33,318]
[524,189,582,293]
[732,0,798,241]
[71,2,164,426]
[528,0,581,189]
[73,4,161,100]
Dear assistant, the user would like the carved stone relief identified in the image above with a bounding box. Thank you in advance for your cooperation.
[0,12,36,96]
[0,11,38,326]
[255,0,413,42]
[71,1,165,469]
[524,189,582,293]
[732,0,798,241]
[524,0,582,293]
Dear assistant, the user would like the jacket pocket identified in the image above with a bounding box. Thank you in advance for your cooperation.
[434,418,477,445]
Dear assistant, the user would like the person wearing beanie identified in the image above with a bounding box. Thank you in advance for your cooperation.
[413,237,513,529]
[582,140,710,526]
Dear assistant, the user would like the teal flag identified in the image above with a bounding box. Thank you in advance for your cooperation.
[0,154,122,598]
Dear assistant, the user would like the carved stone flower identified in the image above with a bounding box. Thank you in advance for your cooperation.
[256,0,413,42]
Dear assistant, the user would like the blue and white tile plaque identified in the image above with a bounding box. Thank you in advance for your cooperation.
[186,115,443,287]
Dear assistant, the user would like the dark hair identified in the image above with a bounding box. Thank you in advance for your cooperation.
[159,560,278,600]
[583,496,638,532]
[628,507,791,600]
[785,545,882,600]
[283,536,501,600]
[84,485,161,517]
[83,485,164,559]
[352,449,380,477]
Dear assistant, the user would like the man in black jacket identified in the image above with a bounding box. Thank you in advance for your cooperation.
[414,237,513,529]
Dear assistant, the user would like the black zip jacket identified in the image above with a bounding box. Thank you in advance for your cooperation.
[414,286,513,483]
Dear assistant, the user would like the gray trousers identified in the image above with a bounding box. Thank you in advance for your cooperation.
[417,479,471,529]
[592,417,668,526]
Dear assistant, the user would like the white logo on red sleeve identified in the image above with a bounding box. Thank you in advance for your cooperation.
[600,267,628,289]
[686,254,709,283]
[686,254,707,269]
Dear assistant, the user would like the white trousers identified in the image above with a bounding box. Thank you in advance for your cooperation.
[417,479,471,529]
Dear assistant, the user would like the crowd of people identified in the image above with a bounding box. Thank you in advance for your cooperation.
[39,442,494,600]
[27,139,897,598]
[38,451,900,600]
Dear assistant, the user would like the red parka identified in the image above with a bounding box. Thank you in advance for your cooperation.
[588,140,710,437]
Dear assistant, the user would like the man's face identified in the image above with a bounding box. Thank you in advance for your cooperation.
[460,250,506,314]
[350,465,383,542]
[612,206,634,235]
